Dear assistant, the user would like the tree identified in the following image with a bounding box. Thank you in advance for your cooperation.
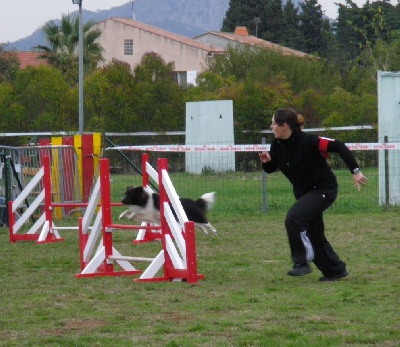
[12,66,70,131]
[263,0,286,43]
[322,87,377,128]
[207,45,260,81]
[0,45,20,83]
[333,1,400,92]
[0,83,14,135]
[34,14,103,85]
[134,52,175,83]
[334,1,365,61]
[334,1,400,62]
[221,0,267,36]
[132,52,184,132]
[207,45,340,94]
[280,0,305,51]
[185,71,235,102]
[298,0,330,56]
[82,59,137,132]
[232,78,294,139]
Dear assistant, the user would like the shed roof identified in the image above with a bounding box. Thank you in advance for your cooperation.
[195,29,313,59]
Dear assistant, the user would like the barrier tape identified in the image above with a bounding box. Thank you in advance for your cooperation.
[109,144,269,152]
[346,143,400,150]
[107,143,400,152]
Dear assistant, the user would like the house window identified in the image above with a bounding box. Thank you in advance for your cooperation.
[172,71,197,88]
[124,39,133,55]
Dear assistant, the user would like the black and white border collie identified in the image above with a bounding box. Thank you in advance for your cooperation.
[119,186,217,236]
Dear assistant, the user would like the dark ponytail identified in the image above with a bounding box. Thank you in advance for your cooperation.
[273,108,304,130]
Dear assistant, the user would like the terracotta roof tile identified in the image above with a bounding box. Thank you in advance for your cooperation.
[199,31,313,58]
[16,52,48,69]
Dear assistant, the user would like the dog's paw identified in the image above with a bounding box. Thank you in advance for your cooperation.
[119,210,129,219]
[207,223,218,236]
[119,210,137,220]
[198,225,209,236]
[127,212,137,220]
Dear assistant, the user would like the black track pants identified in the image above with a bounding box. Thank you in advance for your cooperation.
[285,188,347,277]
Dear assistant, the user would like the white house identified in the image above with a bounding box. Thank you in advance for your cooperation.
[93,18,224,86]
[93,20,312,87]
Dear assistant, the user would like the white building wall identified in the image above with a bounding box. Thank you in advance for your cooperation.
[95,20,210,72]
[377,70,400,205]
[185,100,235,174]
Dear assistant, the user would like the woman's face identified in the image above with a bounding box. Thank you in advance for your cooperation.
[270,116,288,139]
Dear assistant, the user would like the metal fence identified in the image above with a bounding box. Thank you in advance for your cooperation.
[102,144,395,213]
[0,145,82,223]
[1,136,398,227]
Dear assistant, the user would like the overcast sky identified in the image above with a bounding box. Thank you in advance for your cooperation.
[0,0,398,44]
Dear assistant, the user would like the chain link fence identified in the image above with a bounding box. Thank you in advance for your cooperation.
[0,145,82,225]
[103,137,396,213]
[1,134,398,227]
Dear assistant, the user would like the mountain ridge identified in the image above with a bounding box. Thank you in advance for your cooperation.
[5,0,307,51]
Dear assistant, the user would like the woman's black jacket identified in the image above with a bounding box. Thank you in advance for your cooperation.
[261,130,359,199]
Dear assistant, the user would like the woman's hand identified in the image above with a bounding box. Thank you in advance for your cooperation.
[259,152,271,163]
[353,172,368,191]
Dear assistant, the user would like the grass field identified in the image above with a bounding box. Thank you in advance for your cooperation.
[1,206,399,346]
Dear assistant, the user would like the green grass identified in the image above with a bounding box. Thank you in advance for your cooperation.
[1,208,399,346]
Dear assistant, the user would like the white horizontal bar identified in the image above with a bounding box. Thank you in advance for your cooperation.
[108,255,155,262]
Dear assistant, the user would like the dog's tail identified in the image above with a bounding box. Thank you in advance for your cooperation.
[200,192,216,211]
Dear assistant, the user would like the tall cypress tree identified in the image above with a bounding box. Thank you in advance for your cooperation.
[263,0,285,43]
[298,0,329,55]
[387,1,400,31]
[333,2,362,60]
[281,0,305,50]
[334,1,383,61]
[221,0,266,36]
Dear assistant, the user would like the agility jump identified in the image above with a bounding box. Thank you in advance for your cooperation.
[8,155,103,244]
[7,154,140,245]
[76,154,204,283]
[8,156,65,243]
[7,151,167,245]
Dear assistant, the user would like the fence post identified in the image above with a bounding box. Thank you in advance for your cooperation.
[4,155,11,206]
[4,155,11,227]
[384,135,389,206]
[261,137,268,213]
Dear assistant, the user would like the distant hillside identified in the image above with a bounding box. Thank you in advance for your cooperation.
[5,0,309,51]
[5,0,229,51]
